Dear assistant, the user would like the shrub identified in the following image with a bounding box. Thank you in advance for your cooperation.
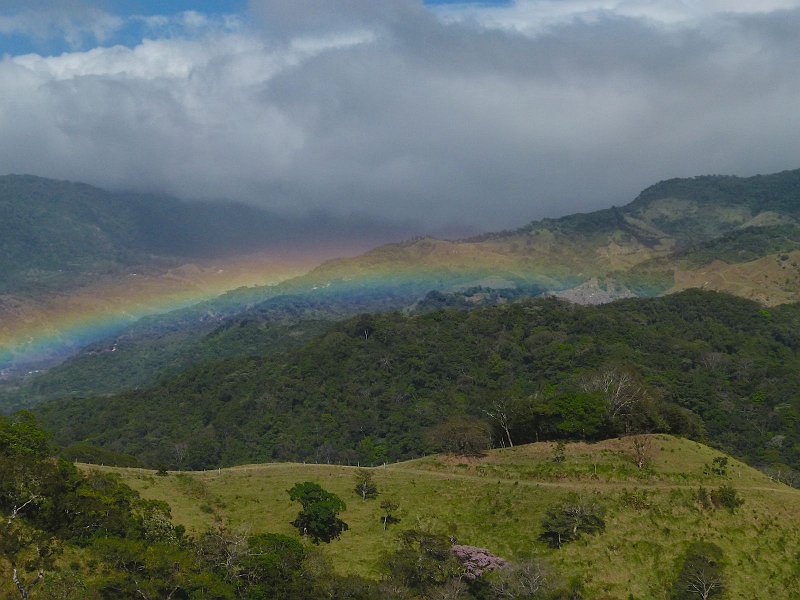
[540,496,606,548]
[710,485,744,512]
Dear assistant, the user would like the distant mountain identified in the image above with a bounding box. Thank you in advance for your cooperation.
[297,169,800,302]
[6,167,800,405]
[0,174,410,296]
[0,174,415,373]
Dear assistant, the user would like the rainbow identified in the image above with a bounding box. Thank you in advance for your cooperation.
[0,237,671,375]
[0,255,315,373]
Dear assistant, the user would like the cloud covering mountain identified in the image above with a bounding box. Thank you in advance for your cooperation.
[1,0,800,230]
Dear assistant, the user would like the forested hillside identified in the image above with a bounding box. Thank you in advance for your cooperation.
[6,168,800,398]
[36,290,800,482]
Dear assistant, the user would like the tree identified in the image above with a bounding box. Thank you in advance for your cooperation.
[490,558,558,599]
[379,499,400,531]
[425,416,491,457]
[540,496,606,548]
[353,470,379,500]
[287,482,348,544]
[670,542,725,600]
[628,434,655,470]
[1,519,60,600]
[384,530,462,591]
[482,397,516,448]
[582,367,647,426]
[450,544,508,580]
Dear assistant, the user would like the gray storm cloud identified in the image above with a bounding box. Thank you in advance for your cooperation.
[1,0,800,231]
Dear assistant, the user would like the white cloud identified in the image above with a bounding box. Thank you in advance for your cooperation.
[1,1,800,230]
[434,0,800,33]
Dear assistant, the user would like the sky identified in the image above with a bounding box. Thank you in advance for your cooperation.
[1,0,800,233]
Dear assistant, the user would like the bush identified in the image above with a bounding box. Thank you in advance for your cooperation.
[540,496,606,548]
[710,485,744,512]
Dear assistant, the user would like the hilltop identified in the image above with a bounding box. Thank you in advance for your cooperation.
[89,435,800,599]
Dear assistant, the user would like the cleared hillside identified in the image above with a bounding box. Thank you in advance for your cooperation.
[89,435,800,599]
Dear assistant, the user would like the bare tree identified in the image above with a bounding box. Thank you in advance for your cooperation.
[491,559,554,599]
[684,565,724,600]
[582,367,647,429]
[628,435,655,470]
[196,521,250,583]
[172,442,188,470]
[482,397,515,448]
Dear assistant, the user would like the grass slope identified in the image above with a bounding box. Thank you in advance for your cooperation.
[89,435,800,599]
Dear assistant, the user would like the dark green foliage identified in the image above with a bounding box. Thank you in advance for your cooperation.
[59,443,141,467]
[287,482,349,544]
[0,415,221,599]
[670,542,725,600]
[33,290,800,477]
[92,536,235,599]
[540,496,606,548]
[709,457,728,476]
[710,486,744,512]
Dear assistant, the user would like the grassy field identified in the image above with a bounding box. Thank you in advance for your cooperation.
[87,435,800,599]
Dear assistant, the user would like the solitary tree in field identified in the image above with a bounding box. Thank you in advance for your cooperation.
[353,470,378,500]
[670,542,725,600]
[629,434,654,470]
[379,499,400,530]
[540,496,606,548]
[287,482,348,544]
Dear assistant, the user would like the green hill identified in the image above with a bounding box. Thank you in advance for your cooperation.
[89,435,800,599]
